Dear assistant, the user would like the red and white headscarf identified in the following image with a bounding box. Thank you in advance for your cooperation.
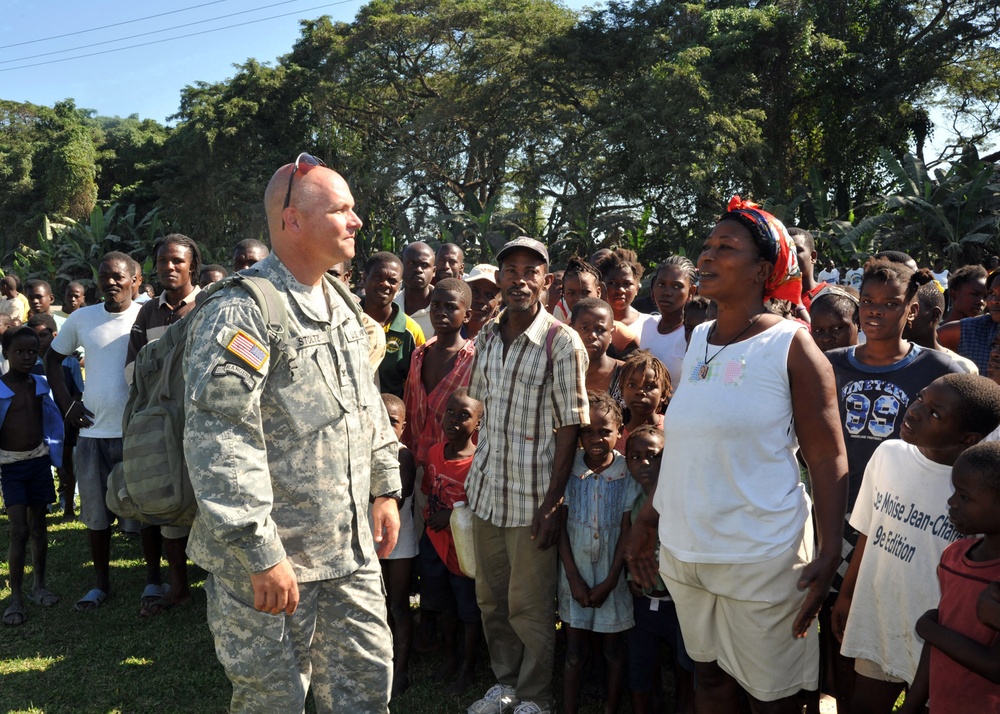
[721,195,802,304]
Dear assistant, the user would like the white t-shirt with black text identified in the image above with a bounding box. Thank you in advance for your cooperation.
[840,440,965,683]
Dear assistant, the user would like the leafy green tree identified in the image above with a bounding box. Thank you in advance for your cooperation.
[298,0,577,256]
[38,101,100,221]
[0,100,57,256]
[938,53,1000,164]
[4,0,1000,270]
[770,149,1000,267]
[13,203,168,292]
[793,0,1000,214]
[0,99,171,258]
[158,58,319,255]
[541,0,1000,248]
[435,196,531,264]
[97,114,170,213]
[540,1,806,230]
[871,148,999,264]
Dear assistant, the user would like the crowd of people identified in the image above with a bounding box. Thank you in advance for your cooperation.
[2,162,1000,714]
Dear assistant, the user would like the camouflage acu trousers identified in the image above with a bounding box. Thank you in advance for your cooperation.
[205,561,392,713]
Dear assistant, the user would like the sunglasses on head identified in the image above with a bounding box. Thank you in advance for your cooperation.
[281,152,327,228]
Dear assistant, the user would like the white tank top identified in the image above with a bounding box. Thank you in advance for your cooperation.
[653,318,810,563]
[638,319,688,392]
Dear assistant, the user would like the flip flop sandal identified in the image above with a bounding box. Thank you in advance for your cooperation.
[3,603,26,626]
[139,584,170,617]
[74,588,109,612]
[27,588,60,607]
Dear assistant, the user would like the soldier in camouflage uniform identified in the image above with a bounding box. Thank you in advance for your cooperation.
[183,156,401,714]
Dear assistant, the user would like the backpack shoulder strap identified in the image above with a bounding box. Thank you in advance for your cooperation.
[230,275,286,331]
[198,274,297,374]
[545,320,561,377]
[545,321,560,360]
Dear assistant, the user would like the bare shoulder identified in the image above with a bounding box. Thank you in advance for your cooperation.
[937,319,962,350]
[787,326,834,378]
[787,327,843,450]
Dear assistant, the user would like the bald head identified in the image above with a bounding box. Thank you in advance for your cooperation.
[265,163,324,227]
[263,160,363,284]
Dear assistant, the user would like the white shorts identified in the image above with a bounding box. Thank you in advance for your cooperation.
[659,520,819,702]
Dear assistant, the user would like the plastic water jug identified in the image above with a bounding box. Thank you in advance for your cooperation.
[450,501,476,578]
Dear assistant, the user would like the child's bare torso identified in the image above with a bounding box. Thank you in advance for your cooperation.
[0,375,43,452]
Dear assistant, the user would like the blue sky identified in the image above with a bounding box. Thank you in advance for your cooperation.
[0,0,594,123]
[0,0,965,162]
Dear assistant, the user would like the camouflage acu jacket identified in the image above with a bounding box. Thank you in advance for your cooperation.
[182,253,401,583]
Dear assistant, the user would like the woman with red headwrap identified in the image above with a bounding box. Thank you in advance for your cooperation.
[627,197,848,712]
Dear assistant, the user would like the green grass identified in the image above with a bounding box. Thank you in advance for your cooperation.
[0,518,226,714]
[1,515,657,713]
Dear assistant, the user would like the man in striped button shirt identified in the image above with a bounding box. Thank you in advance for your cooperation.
[465,237,590,714]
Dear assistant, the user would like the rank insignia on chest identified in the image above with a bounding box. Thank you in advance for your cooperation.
[226,330,269,371]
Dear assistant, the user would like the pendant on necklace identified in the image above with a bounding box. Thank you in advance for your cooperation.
[698,363,709,380]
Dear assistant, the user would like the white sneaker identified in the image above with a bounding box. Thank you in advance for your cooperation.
[513,703,552,714]
[468,684,518,714]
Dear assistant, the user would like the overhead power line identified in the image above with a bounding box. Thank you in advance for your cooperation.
[1,0,313,65]
[0,0,235,50]
[0,1,356,73]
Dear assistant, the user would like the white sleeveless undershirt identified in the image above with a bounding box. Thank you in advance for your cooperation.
[653,318,810,563]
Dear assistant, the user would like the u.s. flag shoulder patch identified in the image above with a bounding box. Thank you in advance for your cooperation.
[226,330,269,371]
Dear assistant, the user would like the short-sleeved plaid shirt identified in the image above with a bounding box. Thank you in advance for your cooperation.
[465,306,590,527]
